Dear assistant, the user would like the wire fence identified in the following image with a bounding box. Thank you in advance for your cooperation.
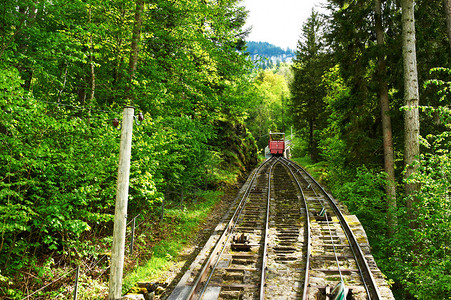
[20,213,147,300]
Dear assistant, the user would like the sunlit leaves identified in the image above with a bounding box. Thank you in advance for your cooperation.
[0,0,258,293]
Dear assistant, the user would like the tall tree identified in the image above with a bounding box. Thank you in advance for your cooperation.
[324,0,386,168]
[375,0,397,234]
[444,0,451,50]
[128,0,144,83]
[290,9,330,161]
[401,0,420,215]
[126,0,144,102]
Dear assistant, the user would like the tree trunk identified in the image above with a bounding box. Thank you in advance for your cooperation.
[401,0,420,218]
[309,116,318,162]
[89,5,96,103]
[128,0,144,82]
[15,2,39,90]
[444,0,451,51]
[180,187,184,206]
[375,0,397,235]
[57,66,68,103]
[161,185,169,221]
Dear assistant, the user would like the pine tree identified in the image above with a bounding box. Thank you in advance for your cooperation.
[290,9,330,161]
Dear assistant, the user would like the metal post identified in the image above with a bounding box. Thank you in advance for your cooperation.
[108,106,134,300]
[73,266,80,300]
[129,217,136,255]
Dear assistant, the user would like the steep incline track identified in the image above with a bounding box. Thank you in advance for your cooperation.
[167,158,395,300]
[279,158,382,300]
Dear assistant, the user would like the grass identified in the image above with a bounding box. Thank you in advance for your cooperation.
[122,240,180,293]
[121,190,224,294]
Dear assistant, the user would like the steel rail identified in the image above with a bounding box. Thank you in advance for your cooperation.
[259,158,277,299]
[278,159,312,300]
[282,157,382,300]
[186,157,276,300]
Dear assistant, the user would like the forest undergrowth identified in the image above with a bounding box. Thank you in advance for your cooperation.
[292,142,450,300]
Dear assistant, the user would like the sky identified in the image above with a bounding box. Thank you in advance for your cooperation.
[241,0,327,50]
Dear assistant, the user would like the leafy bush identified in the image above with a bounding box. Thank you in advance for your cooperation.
[390,120,451,299]
[0,66,162,284]
[0,70,119,276]
[334,167,388,251]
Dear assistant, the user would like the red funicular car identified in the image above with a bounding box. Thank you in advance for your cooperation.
[269,132,285,156]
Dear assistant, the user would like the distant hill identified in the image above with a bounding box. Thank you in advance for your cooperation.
[245,41,295,69]
[246,41,294,57]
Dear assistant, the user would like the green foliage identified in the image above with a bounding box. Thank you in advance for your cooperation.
[290,9,332,161]
[247,68,291,150]
[335,167,388,248]
[0,70,123,276]
[289,1,451,297]
[0,0,259,296]
[388,142,451,299]
[73,272,108,299]
[289,135,309,158]
[312,65,352,187]
[388,86,451,299]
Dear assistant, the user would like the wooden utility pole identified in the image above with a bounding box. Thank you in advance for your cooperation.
[109,106,135,300]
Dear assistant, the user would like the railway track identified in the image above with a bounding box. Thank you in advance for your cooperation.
[280,158,381,300]
[168,157,394,300]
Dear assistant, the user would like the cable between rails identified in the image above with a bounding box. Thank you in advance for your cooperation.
[284,158,346,287]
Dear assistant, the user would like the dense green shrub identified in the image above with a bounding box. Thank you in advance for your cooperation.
[389,103,451,299]
[0,0,260,296]
[0,67,119,273]
[334,167,389,254]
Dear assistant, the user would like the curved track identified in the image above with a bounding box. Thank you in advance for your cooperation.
[280,157,382,300]
[170,157,384,300]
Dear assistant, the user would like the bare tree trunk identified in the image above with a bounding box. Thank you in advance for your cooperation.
[161,186,169,221]
[90,58,96,102]
[309,117,314,161]
[444,0,451,51]
[89,5,96,103]
[128,0,144,82]
[375,0,397,236]
[180,187,184,206]
[14,2,39,90]
[401,0,420,220]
